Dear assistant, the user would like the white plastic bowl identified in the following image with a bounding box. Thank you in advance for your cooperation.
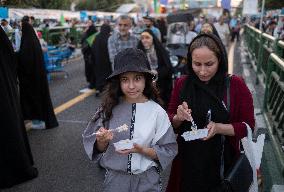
[113,139,134,151]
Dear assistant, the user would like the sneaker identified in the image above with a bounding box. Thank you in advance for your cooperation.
[79,87,93,93]
[25,121,33,131]
[31,120,46,130]
[95,90,101,97]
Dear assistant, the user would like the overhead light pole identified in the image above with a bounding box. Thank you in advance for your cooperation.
[259,0,265,31]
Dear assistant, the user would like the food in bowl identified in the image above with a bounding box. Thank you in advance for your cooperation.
[113,139,134,151]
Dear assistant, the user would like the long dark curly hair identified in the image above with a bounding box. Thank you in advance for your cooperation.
[100,73,163,126]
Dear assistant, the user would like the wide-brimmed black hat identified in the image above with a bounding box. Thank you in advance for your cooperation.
[107,48,153,79]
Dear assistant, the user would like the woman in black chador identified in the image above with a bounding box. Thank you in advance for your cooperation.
[0,27,38,189]
[137,29,173,108]
[92,24,112,94]
[81,19,97,89]
[17,21,58,129]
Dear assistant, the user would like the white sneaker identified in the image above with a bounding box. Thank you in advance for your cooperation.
[25,121,33,131]
[31,120,46,130]
[79,87,93,93]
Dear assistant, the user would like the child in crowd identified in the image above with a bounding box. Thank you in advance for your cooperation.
[83,48,177,192]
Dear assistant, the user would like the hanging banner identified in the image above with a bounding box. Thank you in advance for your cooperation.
[221,0,231,10]
[242,0,258,15]
[160,0,168,5]
[0,7,8,19]
[80,11,88,21]
[189,0,217,9]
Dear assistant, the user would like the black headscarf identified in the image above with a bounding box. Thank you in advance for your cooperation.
[18,22,58,129]
[81,24,97,88]
[200,23,221,39]
[92,24,112,91]
[179,33,230,191]
[138,29,172,73]
[137,29,173,106]
[0,27,38,188]
[98,24,111,38]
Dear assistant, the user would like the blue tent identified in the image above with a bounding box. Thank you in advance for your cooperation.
[80,11,88,21]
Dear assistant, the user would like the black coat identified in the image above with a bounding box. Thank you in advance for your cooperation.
[92,24,112,91]
[81,25,97,87]
[17,22,58,129]
[0,27,38,189]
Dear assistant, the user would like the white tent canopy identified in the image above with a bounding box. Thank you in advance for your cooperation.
[9,8,80,20]
[116,4,139,13]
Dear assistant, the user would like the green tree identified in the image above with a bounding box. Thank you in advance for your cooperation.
[5,0,72,9]
[5,0,133,11]
[260,0,284,10]
[76,0,133,11]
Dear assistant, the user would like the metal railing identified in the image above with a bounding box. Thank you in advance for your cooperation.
[258,33,276,84]
[244,24,284,176]
[38,25,88,46]
[264,53,284,176]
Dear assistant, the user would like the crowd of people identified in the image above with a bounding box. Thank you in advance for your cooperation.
[248,12,284,40]
[80,13,244,99]
[1,11,260,192]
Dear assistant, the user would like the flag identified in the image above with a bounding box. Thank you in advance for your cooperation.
[60,13,65,26]
[221,0,231,10]
[153,0,160,14]
[160,0,168,5]
[86,32,98,47]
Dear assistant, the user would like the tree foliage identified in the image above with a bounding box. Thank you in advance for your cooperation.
[5,0,72,9]
[76,0,133,11]
[260,0,284,10]
[4,0,133,11]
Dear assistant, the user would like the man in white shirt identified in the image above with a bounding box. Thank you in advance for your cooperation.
[108,15,138,70]
[214,16,230,49]
[0,19,12,34]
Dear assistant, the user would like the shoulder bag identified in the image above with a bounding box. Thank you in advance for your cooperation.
[216,75,253,192]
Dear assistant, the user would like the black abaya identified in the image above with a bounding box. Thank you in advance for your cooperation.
[17,22,58,129]
[92,24,112,92]
[81,25,97,88]
[0,27,38,189]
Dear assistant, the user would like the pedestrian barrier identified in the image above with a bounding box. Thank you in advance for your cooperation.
[245,25,261,71]
[258,33,276,84]
[244,25,284,177]
[43,46,71,81]
[263,53,284,176]
[275,40,284,59]
[39,24,107,46]
[40,25,87,46]
[244,24,283,85]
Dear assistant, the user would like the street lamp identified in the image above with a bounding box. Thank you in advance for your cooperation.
[259,0,265,31]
